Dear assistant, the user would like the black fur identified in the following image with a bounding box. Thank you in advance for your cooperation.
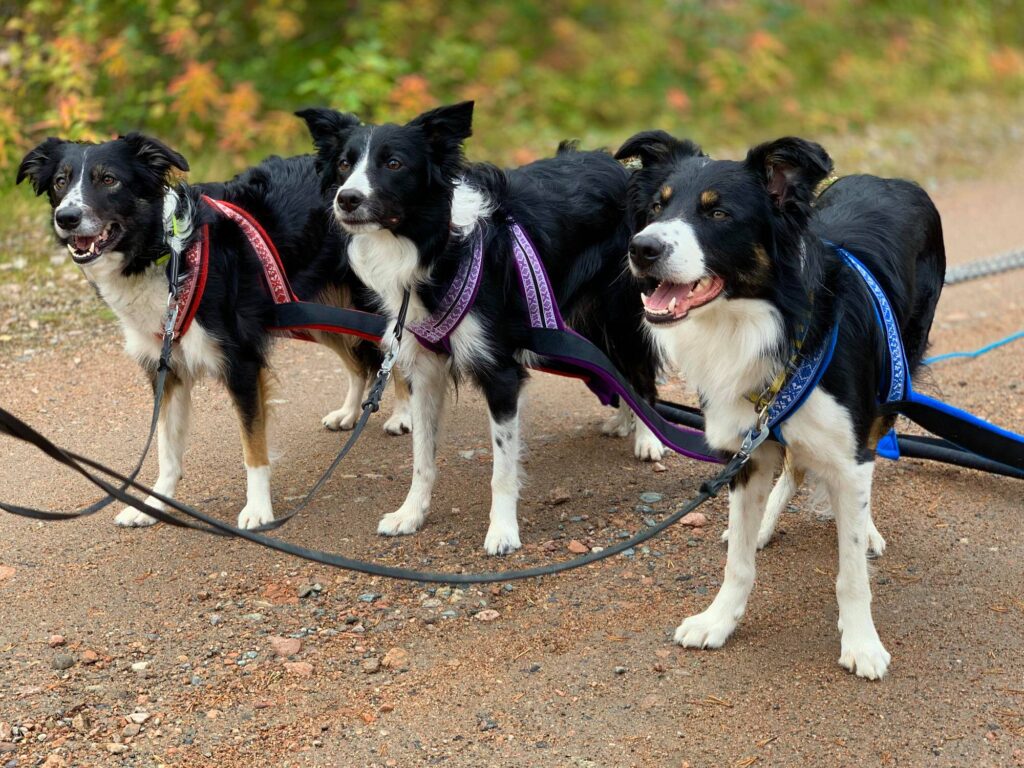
[17,136,382,433]
[617,131,946,457]
[300,102,662,427]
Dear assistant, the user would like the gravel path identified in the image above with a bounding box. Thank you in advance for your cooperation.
[1,154,1023,768]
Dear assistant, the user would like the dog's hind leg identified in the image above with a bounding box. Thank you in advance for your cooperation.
[314,330,368,432]
[675,441,782,649]
[378,348,447,537]
[382,371,413,436]
[116,373,193,527]
[481,367,527,555]
[228,364,275,530]
[831,458,890,679]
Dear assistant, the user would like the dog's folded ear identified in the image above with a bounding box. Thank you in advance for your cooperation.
[614,131,704,168]
[120,133,190,181]
[295,108,361,157]
[17,138,68,195]
[745,137,832,211]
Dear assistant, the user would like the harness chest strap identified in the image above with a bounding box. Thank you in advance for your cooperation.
[159,196,308,342]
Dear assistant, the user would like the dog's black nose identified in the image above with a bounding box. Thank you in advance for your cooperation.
[629,235,666,268]
[337,189,366,213]
[55,206,83,230]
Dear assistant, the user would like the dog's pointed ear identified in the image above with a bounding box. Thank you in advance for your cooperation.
[407,101,474,153]
[745,137,832,209]
[295,107,361,156]
[120,133,190,179]
[615,130,704,168]
[17,137,68,195]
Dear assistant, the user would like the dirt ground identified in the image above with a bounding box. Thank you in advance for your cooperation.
[1,153,1023,768]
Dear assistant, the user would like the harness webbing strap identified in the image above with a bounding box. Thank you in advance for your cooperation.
[509,217,564,330]
[408,236,484,348]
[166,228,208,341]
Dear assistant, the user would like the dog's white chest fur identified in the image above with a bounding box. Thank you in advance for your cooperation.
[82,255,223,379]
[652,298,784,450]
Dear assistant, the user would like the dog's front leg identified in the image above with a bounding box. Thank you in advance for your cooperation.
[115,373,193,527]
[833,458,890,679]
[378,349,447,537]
[229,365,275,530]
[675,441,782,648]
[482,369,526,555]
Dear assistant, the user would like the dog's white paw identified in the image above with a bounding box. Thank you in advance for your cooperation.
[483,522,521,556]
[115,502,160,528]
[382,408,412,436]
[838,636,891,679]
[237,502,274,530]
[866,521,886,558]
[673,608,737,649]
[634,431,665,462]
[601,408,633,438]
[322,405,359,431]
[378,506,426,536]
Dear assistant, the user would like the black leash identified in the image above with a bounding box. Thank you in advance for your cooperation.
[0,389,756,584]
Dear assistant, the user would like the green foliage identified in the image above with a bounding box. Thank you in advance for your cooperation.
[2,0,1023,173]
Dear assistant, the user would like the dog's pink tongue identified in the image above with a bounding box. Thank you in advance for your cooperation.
[643,281,694,313]
[73,235,97,251]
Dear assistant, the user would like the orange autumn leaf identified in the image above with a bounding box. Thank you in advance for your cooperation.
[168,60,222,124]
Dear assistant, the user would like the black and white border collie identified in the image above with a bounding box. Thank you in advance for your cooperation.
[298,101,665,555]
[17,134,410,529]
[616,131,945,678]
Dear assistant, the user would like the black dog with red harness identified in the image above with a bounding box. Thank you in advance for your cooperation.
[17,134,410,530]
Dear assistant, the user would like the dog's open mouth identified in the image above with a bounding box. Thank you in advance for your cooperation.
[641,275,725,324]
[66,223,123,264]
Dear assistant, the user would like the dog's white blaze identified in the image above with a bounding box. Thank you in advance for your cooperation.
[238,465,274,529]
[450,181,494,236]
[54,149,102,237]
[340,131,374,197]
[484,408,523,555]
[635,219,706,283]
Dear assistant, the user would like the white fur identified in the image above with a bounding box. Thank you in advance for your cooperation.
[53,149,103,238]
[450,181,494,236]
[634,219,705,282]
[633,417,665,461]
[658,293,890,678]
[341,132,374,196]
[322,367,366,431]
[347,229,426,316]
[377,344,448,537]
[238,465,274,529]
[382,392,412,435]
[115,377,194,527]
[601,403,634,437]
[161,187,195,256]
[484,408,523,555]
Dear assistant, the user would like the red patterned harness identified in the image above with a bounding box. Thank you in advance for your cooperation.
[164,195,311,342]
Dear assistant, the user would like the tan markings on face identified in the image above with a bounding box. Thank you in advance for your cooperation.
[752,244,771,274]
[661,185,673,200]
[700,190,719,207]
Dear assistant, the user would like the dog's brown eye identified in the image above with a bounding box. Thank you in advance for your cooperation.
[386,158,403,171]
[339,159,352,172]
[53,176,68,191]
[711,209,728,220]
[101,174,117,186]
[651,202,662,215]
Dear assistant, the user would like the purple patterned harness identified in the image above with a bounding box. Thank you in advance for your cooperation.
[407,217,721,463]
